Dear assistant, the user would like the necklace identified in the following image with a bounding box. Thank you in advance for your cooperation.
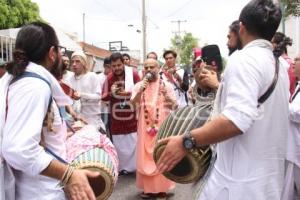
[142,79,162,136]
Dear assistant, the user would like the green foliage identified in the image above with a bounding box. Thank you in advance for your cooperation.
[281,0,300,17]
[170,32,198,66]
[0,0,42,29]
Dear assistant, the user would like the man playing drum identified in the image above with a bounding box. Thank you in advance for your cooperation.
[0,22,98,200]
[157,1,289,199]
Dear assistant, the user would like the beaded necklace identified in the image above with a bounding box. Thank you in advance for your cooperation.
[142,78,162,136]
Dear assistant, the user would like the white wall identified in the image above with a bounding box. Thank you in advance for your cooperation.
[279,16,300,58]
[93,58,104,73]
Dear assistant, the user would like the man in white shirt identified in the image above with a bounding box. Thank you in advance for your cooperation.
[0,22,97,200]
[66,51,104,130]
[227,20,241,56]
[157,1,288,200]
[282,54,300,199]
[0,59,6,79]
[99,57,112,137]
[61,54,74,82]
[162,50,189,108]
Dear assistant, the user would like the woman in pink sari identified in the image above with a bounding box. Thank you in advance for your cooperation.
[131,58,177,199]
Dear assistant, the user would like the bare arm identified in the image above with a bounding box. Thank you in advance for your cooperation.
[130,89,143,106]
[191,115,241,146]
[130,79,149,108]
[40,159,67,180]
[156,115,241,172]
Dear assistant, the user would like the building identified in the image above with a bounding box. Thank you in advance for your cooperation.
[280,16,300,58]
[79,42,140,73]
[0,27,141,73]
[0,26,82,62]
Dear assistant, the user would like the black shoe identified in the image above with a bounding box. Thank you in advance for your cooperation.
[118,170,130,176]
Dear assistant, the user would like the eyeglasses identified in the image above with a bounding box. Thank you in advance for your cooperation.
[57,45,67,55]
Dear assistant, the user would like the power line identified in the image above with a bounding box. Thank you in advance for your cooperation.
[164,0,195,19]
[171,20,187,65]
[171,20,187,37]
[127,0,160,29]
[93,0,125,22]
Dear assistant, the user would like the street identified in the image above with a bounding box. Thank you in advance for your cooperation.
[109,173,194,200]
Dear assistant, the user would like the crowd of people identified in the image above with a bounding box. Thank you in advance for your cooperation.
[0,0,299,200]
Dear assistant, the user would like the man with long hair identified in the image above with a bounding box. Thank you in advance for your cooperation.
[157,1,288,199]
[0,22,98,200]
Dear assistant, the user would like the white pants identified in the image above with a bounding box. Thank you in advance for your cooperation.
[112,132,137,172]
[281,161,300,200]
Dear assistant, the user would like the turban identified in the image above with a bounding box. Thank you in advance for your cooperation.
[71,51,87,68]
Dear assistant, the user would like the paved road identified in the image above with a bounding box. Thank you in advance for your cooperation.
[109,173,195,200]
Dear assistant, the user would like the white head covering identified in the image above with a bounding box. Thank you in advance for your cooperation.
[71,51,87,68]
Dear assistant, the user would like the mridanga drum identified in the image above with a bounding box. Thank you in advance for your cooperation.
[153,99,213,184]
[66,125,118,200]
[70,148,116,200]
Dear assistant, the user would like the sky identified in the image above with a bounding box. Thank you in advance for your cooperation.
[32,0,250,59]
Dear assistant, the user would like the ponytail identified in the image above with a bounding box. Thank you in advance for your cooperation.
[6,50,29,77]
[5,22,59,78]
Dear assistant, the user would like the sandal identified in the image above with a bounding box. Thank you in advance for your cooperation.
[156,193,167,199]
[139,192,154,199]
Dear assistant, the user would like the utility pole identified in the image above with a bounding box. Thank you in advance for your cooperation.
[83,13,86,43]
[171,20,187,66]
[142,0,147,61]
[280,2,286,33]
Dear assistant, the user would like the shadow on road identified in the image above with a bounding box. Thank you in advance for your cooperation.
[109,173,194,200]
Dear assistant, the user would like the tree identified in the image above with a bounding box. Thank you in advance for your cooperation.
[170,32,198,66]
[0,0,42,29]
[281,0,300,17]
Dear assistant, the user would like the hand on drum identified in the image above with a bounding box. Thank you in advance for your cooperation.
[156,135,187,173]
[65,169,99,200]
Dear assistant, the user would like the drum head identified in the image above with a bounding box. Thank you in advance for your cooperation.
[154,143,212,184]
[80,166,114,200]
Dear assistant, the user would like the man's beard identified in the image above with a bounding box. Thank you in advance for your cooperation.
[228,37,242,56]
[228,47,238,56]
[114,69,124,77]
[50,56,63,80]
[62,62,68,72]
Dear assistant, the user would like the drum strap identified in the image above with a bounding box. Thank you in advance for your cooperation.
[5,71,52,121]
[5,71,68,164]
[257,57,279,107]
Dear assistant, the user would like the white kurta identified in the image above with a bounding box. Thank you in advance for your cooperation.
[98,73,109,114]
[1,63,69,200]
[198,40,289,200]
[161,68,187,108]
[281,83,300,199]
[62,70,74,82]
[66,72,104,130]
[287,83,300,167]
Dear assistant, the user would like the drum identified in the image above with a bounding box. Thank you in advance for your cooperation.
[153,103,213,184]
[66,125,118,200]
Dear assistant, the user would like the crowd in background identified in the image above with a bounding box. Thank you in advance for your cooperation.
[0,0,300,200]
